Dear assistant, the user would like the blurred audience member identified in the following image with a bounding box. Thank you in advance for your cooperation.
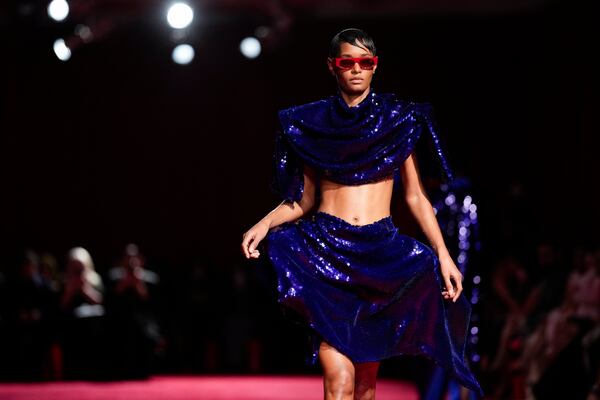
[525,240,570,330]
[487,251,535,399]
[519,245,599,400]
[181,259,224,372]
[38,252,62,380]
[566,247,600,323]
[58,246,108,380]
[39,252,62,294]
[5,250,60,381]
[566,246,600,400]
[106,243,161,379]
[488,251,535,371]
[222,262,263,373]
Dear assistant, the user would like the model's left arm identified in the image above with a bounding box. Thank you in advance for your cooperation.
[400,151,463,302]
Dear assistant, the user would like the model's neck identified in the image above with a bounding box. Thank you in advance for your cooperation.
[339,87,370,108]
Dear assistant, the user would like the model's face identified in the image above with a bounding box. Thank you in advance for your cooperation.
[327,41,377,95]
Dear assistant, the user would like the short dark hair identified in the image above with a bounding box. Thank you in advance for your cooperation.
[328,28,376,58]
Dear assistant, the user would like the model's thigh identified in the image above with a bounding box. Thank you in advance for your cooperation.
[319,341,355,392]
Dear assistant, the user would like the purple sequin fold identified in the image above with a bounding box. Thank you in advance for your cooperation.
[271,88,455,203]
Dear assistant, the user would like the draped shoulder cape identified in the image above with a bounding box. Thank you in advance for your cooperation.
[270,88,455,203]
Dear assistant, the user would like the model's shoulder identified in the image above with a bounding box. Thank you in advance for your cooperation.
[376,92,428,118]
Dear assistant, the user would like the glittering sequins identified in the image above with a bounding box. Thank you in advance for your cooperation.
[270,89,455,203]
[262,89,482,397]
[262,211,483,397]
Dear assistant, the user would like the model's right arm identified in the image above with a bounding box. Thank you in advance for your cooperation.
[263,165,318,228]
[241,165,318,259]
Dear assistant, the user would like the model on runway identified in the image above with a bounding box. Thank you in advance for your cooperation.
[241,28,484,399]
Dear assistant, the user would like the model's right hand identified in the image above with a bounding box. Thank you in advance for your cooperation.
[241,220,270,259]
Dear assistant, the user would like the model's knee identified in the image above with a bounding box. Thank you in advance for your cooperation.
[354,381,376,400]
[354,362,379,400]
[323,369,354,398]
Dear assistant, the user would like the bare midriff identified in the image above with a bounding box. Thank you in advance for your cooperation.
[316,174,395,226]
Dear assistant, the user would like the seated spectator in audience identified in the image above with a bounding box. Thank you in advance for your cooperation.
[5,250,58,380]
[519,245,599,400]
[5,249,60,381]
[568,246,600,400]
[566,247,600,324]
[489,251,538,373]
[58,247,108,380]
[525,240,570,331]
[105,243,161,379]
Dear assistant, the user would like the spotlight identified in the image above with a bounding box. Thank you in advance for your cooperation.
[239,37,261,59]
[167,2,194,29]
[53,38,71,61]
[172,44,195,65]
[48,0,69,22]
[74,24,94,43]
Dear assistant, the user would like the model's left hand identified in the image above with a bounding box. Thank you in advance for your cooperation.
[439,254,463,303]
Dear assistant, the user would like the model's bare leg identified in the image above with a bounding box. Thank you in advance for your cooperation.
[319,340,355,400]
[353,361,380,400]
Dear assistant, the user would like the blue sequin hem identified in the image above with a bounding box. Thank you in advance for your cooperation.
[263,211,484,397]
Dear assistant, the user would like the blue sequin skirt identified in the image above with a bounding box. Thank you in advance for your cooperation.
[261,210,483,397]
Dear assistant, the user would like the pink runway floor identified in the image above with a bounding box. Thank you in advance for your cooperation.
[0,375,420,400]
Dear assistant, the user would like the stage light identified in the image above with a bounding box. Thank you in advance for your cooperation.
[48,0,69,22]
[255,26,270,39]
[172,44,195,64]
[75,24,93,43]
[167,2,194,29]
[240,37,261,59]
[53,38,71,61]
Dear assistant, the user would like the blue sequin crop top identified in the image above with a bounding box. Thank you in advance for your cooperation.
[270,88,455,203]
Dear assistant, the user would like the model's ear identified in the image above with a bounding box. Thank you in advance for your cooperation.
[326,58,335,76]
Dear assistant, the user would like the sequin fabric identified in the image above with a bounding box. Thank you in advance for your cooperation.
[261,210,484,397]
[261,88,483,397]
[271,87,455,203]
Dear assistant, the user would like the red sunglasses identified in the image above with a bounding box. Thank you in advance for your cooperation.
[333,56,378,70]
